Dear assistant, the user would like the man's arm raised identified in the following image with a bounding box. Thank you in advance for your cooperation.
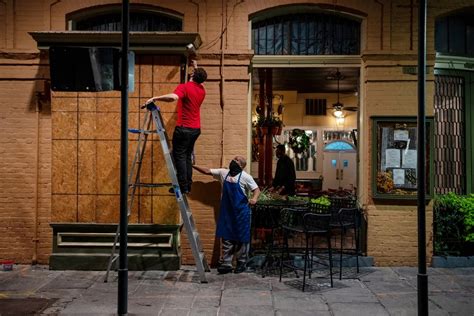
[192,165,212,175]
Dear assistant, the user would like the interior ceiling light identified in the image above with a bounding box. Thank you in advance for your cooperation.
[333,103,344,118]
[326,68,358,113]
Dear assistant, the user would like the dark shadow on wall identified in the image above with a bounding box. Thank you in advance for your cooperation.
[188,180,222,267]
[29,51,52,115]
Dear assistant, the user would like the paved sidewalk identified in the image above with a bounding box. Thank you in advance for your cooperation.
[0,265,473,315]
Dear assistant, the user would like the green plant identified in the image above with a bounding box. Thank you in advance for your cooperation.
[288,129,310,154]
[254,113,283,128]
[268,114,282,127]
[256,187,285,202]
[434,192,474,256]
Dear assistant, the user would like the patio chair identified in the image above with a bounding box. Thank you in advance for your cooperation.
[334,207,362,279]
[279,209,333,291]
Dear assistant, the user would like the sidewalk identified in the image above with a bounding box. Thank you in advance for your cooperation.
[0,265,472,315]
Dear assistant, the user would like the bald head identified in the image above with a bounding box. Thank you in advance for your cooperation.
[233,156,247,169]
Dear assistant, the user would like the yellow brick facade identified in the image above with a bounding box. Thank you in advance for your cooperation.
[0,0,472,266]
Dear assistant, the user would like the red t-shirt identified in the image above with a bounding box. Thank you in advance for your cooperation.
[173,81,206,129]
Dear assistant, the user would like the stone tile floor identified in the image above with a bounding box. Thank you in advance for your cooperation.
[0,265,473,315]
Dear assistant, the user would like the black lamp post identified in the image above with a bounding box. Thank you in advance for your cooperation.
[118,0,129,315]
[417,0,428,315]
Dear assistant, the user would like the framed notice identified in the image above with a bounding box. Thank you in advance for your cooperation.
[371,116,433,200]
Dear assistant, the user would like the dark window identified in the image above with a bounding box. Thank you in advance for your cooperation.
[305,99,327,116]
[252,13,360,55]
[74,11,182,32]
[436,14,474,57]
[434,75,465,194]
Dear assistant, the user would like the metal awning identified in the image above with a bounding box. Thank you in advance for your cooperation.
[29,31,201,54]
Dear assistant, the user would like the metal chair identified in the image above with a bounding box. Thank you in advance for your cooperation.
[251,202,308,277]
[334,207,362,280]
[279,208,333,291]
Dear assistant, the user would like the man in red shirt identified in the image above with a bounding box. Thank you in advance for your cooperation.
[147,63,207,194]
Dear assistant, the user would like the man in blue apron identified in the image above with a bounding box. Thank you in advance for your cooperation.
[193,156,260,274]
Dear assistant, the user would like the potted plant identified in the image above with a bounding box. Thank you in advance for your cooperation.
[253,113,268,136]
[269,115,283,135]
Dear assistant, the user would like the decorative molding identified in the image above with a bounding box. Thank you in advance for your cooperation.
[57,232,173,248]
[29,31,202,52]
[252,55,361,68]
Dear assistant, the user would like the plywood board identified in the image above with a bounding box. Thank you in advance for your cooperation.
[78,140,96,194]
[52,111,77,140]
[95,195,119,223]
[78,97,96,111]
[139,55,153,83]
[137,82,152,99]
[128,97,141,113]
[96,112,120,140]
[51,195,77,222]
[78,195,96,222]
[52,91,78,99]
[152,195,179,225]
[160,111,178,136]
[153,56,181,83]
[52,97,78,112]
[96,98,121,112]
[52,140,77,194]
[129,139,153,184]
[78,112,96,140]
[96,141,120,194]
[151,142,171,188]
[138,193,152,224]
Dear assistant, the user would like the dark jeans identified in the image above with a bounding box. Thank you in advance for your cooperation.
[172,126,201,192]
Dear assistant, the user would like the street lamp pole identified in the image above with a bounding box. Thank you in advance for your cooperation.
[417,0,428,315]
[118,0,129,315]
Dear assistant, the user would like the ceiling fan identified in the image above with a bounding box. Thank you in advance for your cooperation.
[326,69,358,115]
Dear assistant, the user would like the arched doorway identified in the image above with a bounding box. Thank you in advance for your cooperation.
[322,140,357,190]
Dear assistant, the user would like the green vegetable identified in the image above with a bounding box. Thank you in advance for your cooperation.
[310,196,331,206]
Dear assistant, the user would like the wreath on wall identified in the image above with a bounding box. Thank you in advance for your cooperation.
[288,129,310,154]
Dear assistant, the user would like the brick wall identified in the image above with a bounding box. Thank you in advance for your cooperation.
[1,0,472,266]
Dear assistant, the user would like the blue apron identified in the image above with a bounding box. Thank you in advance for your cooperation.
[216,172,251,243]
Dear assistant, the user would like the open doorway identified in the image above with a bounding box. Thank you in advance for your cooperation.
[251,67,360,196]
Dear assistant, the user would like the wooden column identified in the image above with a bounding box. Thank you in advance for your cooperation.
[257,69,266,186]
[264,69,273,186]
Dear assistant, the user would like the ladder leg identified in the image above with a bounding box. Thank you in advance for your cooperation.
[150,105,209,283]
[104,224,120,283]
[104,111,151,282]
[127,112,152,216]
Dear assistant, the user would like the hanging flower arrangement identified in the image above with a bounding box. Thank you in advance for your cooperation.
[288,129,310,154]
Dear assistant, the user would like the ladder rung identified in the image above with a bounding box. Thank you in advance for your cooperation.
[128,128,157,134]
[130,183,172,188]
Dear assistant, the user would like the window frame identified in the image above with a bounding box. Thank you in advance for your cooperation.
[371,116,434,201]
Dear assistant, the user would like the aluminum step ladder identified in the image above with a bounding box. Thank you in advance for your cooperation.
[104,102,209,283]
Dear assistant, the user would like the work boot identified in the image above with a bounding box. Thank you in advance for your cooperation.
[217,263,233,274]
[234,262,246,274]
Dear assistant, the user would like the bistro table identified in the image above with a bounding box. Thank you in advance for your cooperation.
[250,199,309,277]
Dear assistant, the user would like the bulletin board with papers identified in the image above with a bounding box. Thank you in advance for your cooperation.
[372,117,433,199]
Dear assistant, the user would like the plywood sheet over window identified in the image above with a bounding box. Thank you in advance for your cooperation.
[51,55,182,224]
